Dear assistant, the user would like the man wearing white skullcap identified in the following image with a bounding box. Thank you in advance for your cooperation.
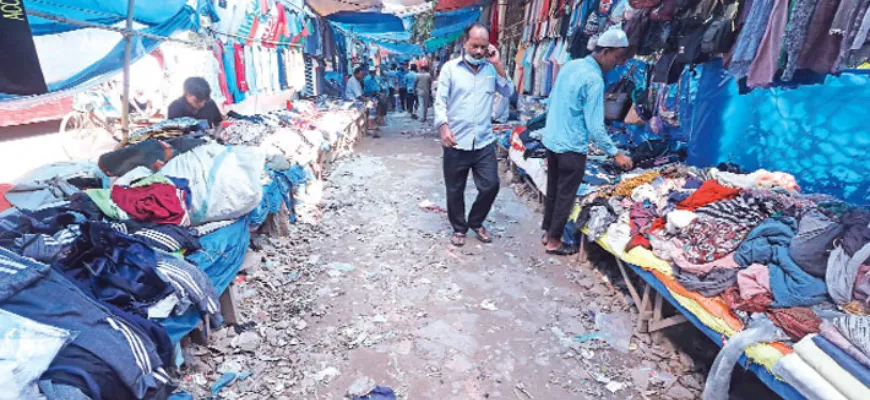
[540,27,635,255]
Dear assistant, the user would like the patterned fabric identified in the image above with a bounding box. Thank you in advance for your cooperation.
[782,0,820,81]
[612,171,661,197]
[678,219,749,264]
[694,193,777,228]
[766,307,822,341]
[728,0,775,78]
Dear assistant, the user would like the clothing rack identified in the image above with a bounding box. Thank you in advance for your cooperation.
[206,28,304,48]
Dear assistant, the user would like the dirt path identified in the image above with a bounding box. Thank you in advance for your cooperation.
[285,113,669,399]
[182,112,777,400]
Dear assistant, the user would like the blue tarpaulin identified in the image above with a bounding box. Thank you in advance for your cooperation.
[160,218,251,343]
[367,39,425,56]
[686,60,870,204]
[431,6,480,38]
[49,6,196,91]
[26,0,189,36]
[327,11,406,34]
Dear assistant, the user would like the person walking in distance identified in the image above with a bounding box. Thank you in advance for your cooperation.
[541,28,635,255]
[434,23,515,247]
[397,65,408,112]
[414,65,433,122]
[405,64,418,119]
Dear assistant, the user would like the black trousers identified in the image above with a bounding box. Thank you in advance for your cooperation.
[542,149,587,240]
[443,143,500,234]
[405,91,417,113]
[398,88,408,111]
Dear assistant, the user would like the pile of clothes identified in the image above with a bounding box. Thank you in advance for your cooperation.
[568,163,870,400]
[0,100,364,399]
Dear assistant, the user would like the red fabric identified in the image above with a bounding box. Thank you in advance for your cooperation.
[766,307,822,342]
[0,184,13,212]
[213,41,233,105]
[489,3,499,45]
[435,0,479,11]
[650,217,666,233]
[247,17,260,44]
[626,235,652,251]
[677,180,741,210]
[111,184,187,225]
[233,43,249,93]
[723,286,773,313]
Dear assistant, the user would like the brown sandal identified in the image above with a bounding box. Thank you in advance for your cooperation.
[473,227,493,244]
[450,232,466,247]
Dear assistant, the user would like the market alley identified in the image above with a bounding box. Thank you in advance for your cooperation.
[180,113,772,400]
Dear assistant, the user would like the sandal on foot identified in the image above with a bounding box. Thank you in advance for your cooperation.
[473,227,493,244]
[541,233,549,246]
[450,232,466,247]
[546,245,579,256]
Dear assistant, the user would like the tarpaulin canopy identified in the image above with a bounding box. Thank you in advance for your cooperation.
[424,31,463,52]
[305,0,381,16]
[368,38,424,56]
[327,10,406,34]
[0,0,198,100]
[430,6,480,38]
[26,0,189,36]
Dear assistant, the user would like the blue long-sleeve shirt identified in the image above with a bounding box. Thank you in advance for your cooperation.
[542,56,619,156]
[434,58,515,151]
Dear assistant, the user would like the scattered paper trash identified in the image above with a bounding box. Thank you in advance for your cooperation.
[605,380,626,393]
[480,299,498,311]
[418,200,446,213]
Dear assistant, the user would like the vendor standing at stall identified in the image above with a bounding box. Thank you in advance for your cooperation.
[435,23,515,247]
[540,28,635,255]
[167,77,223,128]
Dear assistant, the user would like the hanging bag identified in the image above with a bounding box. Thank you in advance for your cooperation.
[604,65,638,121]
[675,17,709,64]
[628,64,655,124]
[701,0,739,55]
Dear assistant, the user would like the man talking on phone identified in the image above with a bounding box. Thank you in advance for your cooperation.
[434,23,515,247]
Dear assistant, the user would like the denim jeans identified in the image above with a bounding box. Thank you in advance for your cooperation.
[0,247,171,398]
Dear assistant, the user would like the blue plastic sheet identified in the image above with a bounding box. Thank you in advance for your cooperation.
[26,0,189,36]
[430,7,481,38]
[687,60,870,204]
[159,219,251,343]
[327,11,406,34]
[365,39,425,56]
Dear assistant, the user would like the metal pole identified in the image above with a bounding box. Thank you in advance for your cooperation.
[120,0,135,143]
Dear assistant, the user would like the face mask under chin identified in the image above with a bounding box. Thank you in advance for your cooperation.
[463,52,485,66]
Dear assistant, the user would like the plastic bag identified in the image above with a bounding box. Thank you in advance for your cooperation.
[595,312,633,353]
[0,309,76,400]
[702,315,787,400]
[155,142,265,225]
